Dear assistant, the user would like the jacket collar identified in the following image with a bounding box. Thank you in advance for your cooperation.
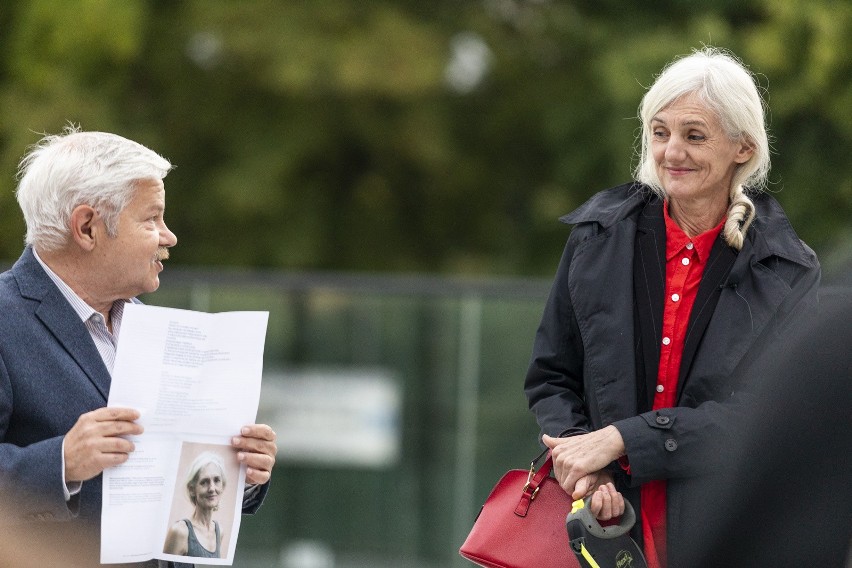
[12,246,111,400]
[559,182,650,229]
[559,183,816,269]
[747,193,818,268]
[14,246,57,302]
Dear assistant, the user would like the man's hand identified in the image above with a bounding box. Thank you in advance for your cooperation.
[64,407,143,483]
[543,425,626,499]
[232,424,277,485]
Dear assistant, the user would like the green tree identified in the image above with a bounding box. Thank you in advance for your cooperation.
[1,0,849,275]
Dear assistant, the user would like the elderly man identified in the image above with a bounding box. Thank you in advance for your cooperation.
[0,127,277,568]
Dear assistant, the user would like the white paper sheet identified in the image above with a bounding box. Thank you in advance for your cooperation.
[101,304,268,565]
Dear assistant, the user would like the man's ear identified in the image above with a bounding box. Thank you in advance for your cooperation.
[68,205,100,251]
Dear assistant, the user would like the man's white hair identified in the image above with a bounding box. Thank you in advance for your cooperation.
[15,125,172,251]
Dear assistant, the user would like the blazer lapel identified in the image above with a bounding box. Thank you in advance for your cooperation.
[15,248,111,401]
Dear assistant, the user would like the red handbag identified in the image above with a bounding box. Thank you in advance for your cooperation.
[459,450,580,568]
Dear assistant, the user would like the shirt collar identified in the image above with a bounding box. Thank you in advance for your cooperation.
[663,201,725,263]
[32,248,128,325]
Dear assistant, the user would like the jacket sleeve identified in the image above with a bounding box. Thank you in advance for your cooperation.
[524,228,594,437]
[0,357,77,523]
[241,480,270,514]
[613,254,821,485]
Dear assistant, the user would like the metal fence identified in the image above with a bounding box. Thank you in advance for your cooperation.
[143,267,554,568]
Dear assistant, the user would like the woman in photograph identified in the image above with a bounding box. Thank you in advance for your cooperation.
[163,451,228,558]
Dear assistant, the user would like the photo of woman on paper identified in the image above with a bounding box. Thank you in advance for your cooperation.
[163,449,231,558]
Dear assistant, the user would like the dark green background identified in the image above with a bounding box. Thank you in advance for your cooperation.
[1,2,849,566]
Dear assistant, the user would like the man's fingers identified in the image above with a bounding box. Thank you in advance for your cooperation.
[239,450,275,485]
[64,407,143,482]
[245,467,272,485]
[75,408,144,436]
[232,435,276,454]
[89,407,142,423]
[239,424,277,441]
[238,449,275,470]
[232,425,278,463]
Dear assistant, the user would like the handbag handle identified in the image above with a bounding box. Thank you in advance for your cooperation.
[514,448,553,517]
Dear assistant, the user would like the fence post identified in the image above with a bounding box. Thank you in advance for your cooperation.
[452,296,483,564]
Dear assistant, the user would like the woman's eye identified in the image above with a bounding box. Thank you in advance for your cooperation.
[688,133,706,141]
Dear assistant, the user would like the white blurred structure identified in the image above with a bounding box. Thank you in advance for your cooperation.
[444,32,492,94]
[260,369,401,468]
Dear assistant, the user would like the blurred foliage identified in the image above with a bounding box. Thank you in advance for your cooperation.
[0,0,849,276]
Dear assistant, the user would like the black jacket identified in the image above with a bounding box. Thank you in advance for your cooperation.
[524,182,820,566]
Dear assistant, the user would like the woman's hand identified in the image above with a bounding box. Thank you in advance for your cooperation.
[588,480,625,521]
[543,425,625,499]
[231,424,277,485]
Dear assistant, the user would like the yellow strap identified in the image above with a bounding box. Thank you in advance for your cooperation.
[572,499,599,568]
[580,543,601,568]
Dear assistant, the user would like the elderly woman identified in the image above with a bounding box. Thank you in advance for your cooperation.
[163,452,228,559]
[524,47,819,568]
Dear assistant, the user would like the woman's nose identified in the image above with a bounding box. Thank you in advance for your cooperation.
[665,135,687,162]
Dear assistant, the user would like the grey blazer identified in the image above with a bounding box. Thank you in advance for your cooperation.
[0,247,268,568]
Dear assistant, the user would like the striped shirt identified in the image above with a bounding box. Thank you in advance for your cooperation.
[33,249,129,374]
[32,249,134,501]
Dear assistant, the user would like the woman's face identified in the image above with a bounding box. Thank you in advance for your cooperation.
[191,463,224,511]
[650,93,753,203]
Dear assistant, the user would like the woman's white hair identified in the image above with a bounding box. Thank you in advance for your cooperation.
[634,47,770,250]
[185,451,227,506]
[15,125,172,251]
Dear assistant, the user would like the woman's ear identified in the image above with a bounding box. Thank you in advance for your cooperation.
[68,205,100,251]
[734,138,756,164]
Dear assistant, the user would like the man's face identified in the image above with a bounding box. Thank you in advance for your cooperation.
[96,178,177,299]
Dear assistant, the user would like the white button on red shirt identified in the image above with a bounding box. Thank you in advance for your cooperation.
[638,202,726,568]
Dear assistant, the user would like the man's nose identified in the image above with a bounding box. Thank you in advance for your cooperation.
[160,223,177,247]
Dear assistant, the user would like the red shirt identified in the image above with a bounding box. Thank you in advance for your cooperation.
[641,203,724,568]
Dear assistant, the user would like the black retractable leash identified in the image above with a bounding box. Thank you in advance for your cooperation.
[566,498,647,568]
